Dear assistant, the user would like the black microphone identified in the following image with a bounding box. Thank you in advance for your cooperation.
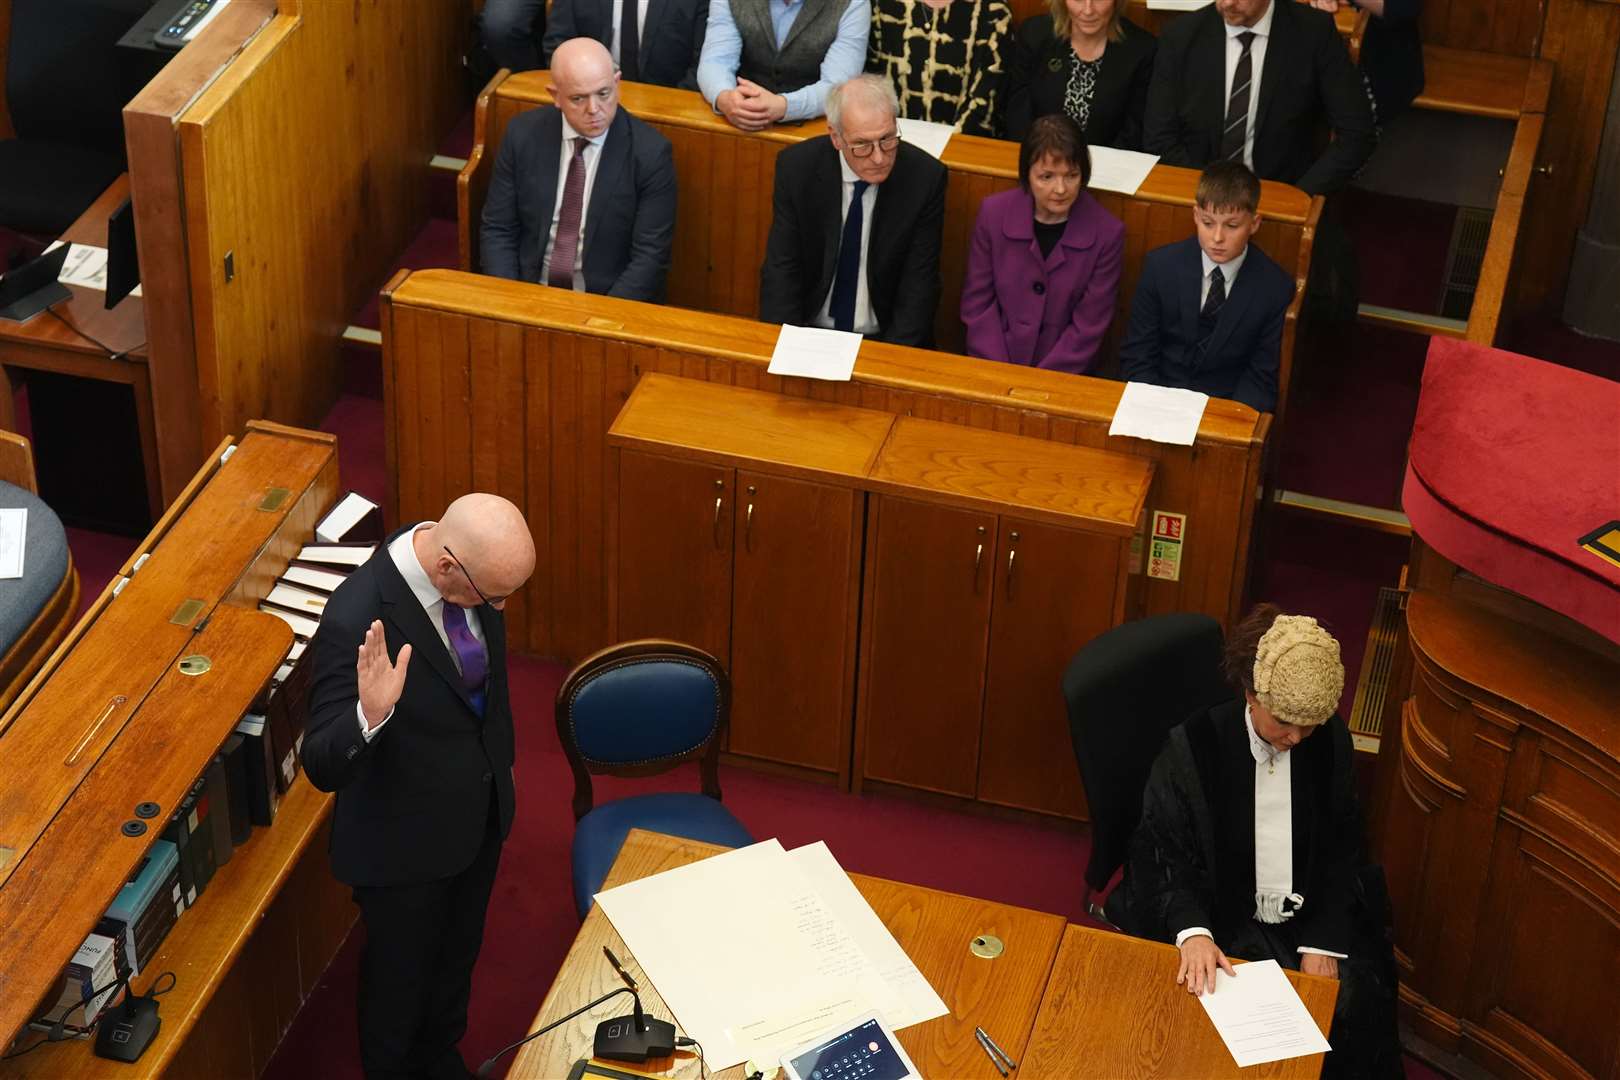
[475,986,639,1078]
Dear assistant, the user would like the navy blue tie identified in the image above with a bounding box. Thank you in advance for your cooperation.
[828,180,869,333]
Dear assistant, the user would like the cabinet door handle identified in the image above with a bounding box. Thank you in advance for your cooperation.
[1006,531,1020,594]
[712,496,723,547]
[746,502,754,546]
[974,542,983,576]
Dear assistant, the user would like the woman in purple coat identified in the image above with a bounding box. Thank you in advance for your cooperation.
[960,114,1124,375]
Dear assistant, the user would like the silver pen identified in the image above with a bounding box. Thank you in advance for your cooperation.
[976,1026,1017,1071]
[975,1028,1009,1077]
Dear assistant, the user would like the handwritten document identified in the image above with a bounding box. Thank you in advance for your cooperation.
[1197,960,1333,1067]
[0,508,25,579]
[1109,382,1209,445]
[768,324,862,382]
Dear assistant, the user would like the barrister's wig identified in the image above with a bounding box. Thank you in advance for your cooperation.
[1223,604,1344,727]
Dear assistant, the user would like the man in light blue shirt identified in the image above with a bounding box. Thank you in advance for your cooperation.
[697,0,871,130]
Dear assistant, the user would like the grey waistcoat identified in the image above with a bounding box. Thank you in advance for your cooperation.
[732,0,850,97]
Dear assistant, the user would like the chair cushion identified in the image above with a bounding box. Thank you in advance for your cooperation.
[565,657,722,765]
[0,140,124,235]
[0,480,71,651]
[571,793,753,917]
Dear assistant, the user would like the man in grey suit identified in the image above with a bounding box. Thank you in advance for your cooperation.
[480,38,677,301]
[542,0,710,89]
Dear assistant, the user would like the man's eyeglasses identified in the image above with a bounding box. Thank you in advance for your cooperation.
[444,545,509,606]
[846,133,901,158]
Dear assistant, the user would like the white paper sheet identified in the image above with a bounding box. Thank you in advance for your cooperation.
[785,843,948,1029]
[595,840,880,1070]
[1147,0,1213,10]
[1196,959,1333,1068]
[0,508,25,579]
[315,491,379,543]
[1109,381,1209,445]
[1088,146,1161,196]
[768,324,862,382]
[897,118,956,160]
[43,241,143,297]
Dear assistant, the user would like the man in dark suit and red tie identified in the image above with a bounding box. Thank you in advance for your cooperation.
[479,37,677,300]
[303,493,536,1079]
[1142,0,1374,196]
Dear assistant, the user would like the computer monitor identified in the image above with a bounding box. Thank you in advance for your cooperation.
[0,244,71,322]
[106,196,140,310]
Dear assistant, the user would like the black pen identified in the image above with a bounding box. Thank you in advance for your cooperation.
[602,945,638,990]
[976,1026,1017,1071]
[975,1029,1009,1077]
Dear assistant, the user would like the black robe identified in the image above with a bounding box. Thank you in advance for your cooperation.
[1106,699,1403,1079]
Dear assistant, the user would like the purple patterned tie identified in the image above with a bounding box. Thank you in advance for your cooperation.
[548,136,590,289]
[441,602,487,712]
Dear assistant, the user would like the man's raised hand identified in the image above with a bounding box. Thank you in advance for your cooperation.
[357,619,411,729]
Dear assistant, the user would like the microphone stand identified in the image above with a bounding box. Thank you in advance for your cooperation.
[476,986,638,1078]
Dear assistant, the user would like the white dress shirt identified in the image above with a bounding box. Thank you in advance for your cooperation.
[357,523,485,740]
[1223,0,1275,172]
[541,118,610,292]
[1200,244,1250,307]
[812,153,880,336]
[611,0,647,67]
[1174,703,1348,959]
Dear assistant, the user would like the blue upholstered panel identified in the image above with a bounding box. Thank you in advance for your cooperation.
[566,658,721,765]
[0,481,70,651]
[571,793,754,917]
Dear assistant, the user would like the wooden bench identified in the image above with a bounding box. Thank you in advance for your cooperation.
[0,421,354,1077]
[457,74,1321,416]
[379,268,1271,668]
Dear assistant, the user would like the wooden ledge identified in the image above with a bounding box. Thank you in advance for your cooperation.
[1415,46,1552,120]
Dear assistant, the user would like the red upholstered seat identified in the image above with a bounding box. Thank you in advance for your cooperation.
[1403,337,1620,644]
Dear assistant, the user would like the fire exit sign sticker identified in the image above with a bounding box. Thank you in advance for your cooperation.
[1149,511,1186,582]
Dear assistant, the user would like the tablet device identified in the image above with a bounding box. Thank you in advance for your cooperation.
[780,1012,922,1080]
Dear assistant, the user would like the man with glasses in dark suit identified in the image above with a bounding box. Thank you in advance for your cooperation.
[303,493,536,1079]
[758,73,948,347]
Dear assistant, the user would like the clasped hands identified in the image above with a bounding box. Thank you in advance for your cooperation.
[1177,934,1339,996]
[716,79,788,132]
[358,619,411,730]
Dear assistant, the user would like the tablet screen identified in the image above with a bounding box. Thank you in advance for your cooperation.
[785,1018,913,1080]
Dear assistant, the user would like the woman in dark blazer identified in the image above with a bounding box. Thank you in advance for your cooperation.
[960,115,1124,375]
[1002,0,1156,148]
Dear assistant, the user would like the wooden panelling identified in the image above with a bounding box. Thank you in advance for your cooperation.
[383,271,1269,664]
[1420,0,1549,55]
[459,73,1318,366]
[175,0,467,452]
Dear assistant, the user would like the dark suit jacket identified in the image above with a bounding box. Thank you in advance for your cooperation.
[759,138,947,348]
[1118,236,1294,413]
[1142,2,1374,195]
[479,105,676,301]
[302,533,516,888]
[1002,15,1156,149]
[541,0,709,89]
[1360,0,1424,124]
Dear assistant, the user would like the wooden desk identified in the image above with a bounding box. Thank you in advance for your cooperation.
[0,176,160,519]
[1022,924,1337,1080]
[0,421,353,1072]
[509,830,1068,1080]
[381,270,1269,666]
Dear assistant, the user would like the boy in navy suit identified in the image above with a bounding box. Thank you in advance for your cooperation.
[1119,162,1295,413]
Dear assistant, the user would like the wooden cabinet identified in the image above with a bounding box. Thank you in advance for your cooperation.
[857,498,996,798]
[857,419,1153,821]
[610,377,1155,818]
[615,451,733,661]
[610,376,893,784]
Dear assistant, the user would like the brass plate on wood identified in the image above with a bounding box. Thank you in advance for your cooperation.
[584,316,625,330]
[1007,387,1050,402]
[170,598,205,625]
[178,655,212,677]
[258,486,291,511]
[0,847,13,872]
[970,934,1004,959]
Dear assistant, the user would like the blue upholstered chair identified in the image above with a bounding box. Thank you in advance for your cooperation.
[556,639,753,918]
[0,431,79,713]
